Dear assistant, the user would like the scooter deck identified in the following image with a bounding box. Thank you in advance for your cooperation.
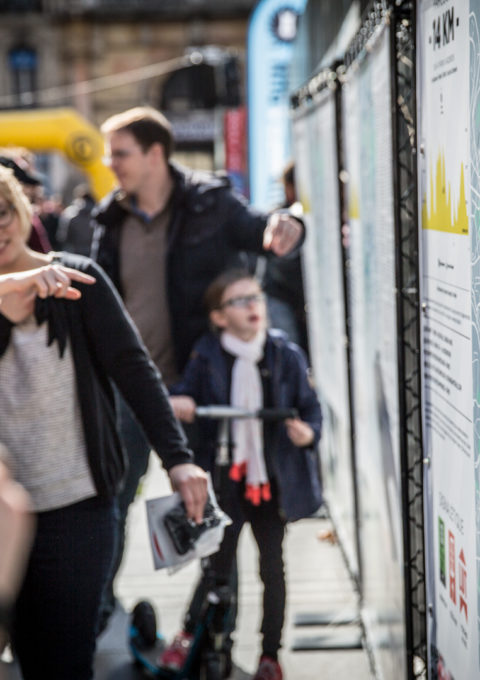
[130,635,205,680]
[130,635,172,678]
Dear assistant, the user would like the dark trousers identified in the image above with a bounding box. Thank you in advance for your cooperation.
[99,397,150,626]
[187,480,286,659]
[99,400,200,628]
[11,495,117,680]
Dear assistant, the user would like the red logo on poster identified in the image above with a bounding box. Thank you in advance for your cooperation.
[224,108,248,197]
[437,654,453,680]
[448,531,456,605]
[458,548,468,621]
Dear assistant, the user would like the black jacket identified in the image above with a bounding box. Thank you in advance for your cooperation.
[90,162,271,373]
[0,253,193,499]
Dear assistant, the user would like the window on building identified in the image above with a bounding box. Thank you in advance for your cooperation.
[161,63,217,112]
[0,1,41,9]
[161,56,241,112]
[8,46,38,107]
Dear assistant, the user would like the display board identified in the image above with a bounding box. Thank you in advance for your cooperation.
[417,1,480,677]
[292,85,359,580]
[342,22,406,679]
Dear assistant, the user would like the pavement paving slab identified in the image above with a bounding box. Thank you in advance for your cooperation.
[1,457,374,680]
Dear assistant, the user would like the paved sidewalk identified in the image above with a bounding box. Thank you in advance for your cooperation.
[104,458,373,680]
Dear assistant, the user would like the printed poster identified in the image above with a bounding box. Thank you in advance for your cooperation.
[418,0,480,678]
[342,23,406,680]
[292,86,359,579]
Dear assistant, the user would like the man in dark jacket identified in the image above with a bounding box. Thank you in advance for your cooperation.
[91,106,304,626]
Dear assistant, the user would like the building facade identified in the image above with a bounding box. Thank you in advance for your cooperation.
[0,0,256,194]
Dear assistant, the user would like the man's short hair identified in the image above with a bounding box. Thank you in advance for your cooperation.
[282,160,295,188]
[101,106,174,159]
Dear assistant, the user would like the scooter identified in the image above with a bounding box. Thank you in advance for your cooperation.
[130,582,232,680]
[129,406,298,680]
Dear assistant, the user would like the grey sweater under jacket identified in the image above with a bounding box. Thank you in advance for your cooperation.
[0,252,193,500]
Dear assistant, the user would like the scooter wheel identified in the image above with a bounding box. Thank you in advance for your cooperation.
[222,650,232,679]
[200,652,224,680]
[131,600,158,647]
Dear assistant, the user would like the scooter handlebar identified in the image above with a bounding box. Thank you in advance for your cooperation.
[194,406,298,421]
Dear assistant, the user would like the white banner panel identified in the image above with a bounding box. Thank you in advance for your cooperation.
[342,23,406,679]
[292,86,359,579]
[418,1,480,678]
[291,106,319,357]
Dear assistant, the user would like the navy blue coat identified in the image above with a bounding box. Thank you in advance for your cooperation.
[171,329,323,521]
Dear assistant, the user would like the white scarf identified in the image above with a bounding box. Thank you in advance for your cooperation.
[220,329,271,505]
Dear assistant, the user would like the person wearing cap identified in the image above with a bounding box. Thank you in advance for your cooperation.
[0,153,51,254]
[0,154,43,195]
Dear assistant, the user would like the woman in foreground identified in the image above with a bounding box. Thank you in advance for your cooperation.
[0,165,207,680]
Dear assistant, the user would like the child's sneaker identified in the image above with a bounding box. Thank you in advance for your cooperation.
[158,630,193,670]
[252,655,283,680]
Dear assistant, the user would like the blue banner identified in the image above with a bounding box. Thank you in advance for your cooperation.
[247,0,306,210]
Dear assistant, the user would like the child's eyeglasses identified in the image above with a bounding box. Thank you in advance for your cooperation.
[0,204,15,229]
[220,293,265,309]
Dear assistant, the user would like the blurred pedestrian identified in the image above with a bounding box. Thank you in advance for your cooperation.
[39,194,64,250]
[0,152,51,254]
[0,457,33,656]
[57,184,95,256]
[263,161,309,354]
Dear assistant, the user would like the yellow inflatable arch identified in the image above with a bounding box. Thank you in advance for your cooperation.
[0,107,116,200]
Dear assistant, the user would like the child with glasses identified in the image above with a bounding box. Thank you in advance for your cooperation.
[163,269,322,680]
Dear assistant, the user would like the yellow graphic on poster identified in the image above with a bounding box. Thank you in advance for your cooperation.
[298,188,311,215]
[422,151,468,235]
[348,184,360,220]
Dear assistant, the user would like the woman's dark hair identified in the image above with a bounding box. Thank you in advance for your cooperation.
[203,269,257,313]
